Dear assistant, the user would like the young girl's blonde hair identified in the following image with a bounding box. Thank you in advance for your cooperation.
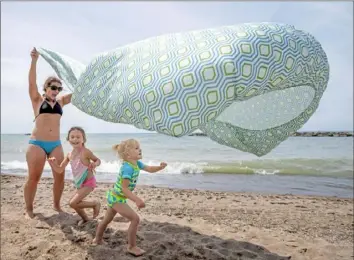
[112,139,139,160]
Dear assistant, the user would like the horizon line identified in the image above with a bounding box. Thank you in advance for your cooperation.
[1,130,354,135]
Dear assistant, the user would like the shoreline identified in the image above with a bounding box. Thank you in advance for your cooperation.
[2,172,353,199]
[0,172,338,198]
[1,174,353,260]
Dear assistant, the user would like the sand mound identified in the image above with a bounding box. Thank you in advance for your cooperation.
[14,211,288,260]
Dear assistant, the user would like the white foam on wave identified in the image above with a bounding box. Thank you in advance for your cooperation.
[1,160,52,171]
[1,160,205,175]
[254,169,280,175]
[92,160,205,174]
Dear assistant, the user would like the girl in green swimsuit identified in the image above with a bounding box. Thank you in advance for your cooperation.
[93,138,167,256]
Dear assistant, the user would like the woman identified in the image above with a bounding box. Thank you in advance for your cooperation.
[24,48,72,218]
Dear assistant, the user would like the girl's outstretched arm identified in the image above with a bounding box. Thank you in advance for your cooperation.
[143,162,167,173]
[48,153,70,173]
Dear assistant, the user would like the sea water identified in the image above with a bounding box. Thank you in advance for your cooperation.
[1,134,353,198]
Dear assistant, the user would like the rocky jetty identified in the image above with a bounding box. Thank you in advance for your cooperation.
[290,131,353,137]
[189,131,353,137]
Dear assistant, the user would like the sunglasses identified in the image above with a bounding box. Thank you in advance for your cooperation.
[49,85,63,92]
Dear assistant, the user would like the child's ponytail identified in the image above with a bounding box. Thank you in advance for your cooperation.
[112,144,120,151]
[112,139,139,160]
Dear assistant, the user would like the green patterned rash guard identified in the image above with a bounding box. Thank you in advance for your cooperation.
[106,161,145,206]
[113,161,145,196]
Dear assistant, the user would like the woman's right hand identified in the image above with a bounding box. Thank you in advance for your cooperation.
[30,48,39,61]
[135,198,145,209]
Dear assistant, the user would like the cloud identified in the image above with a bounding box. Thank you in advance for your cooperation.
[1,2,352,133]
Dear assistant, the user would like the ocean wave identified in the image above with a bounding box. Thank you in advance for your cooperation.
[1,158,353,178]
[203,158,353,177]
[0,160,205,175]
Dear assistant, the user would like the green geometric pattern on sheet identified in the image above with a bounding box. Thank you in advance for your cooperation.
[38,22,329,157]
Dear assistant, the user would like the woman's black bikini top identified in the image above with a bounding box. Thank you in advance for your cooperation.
[33,98,63,122]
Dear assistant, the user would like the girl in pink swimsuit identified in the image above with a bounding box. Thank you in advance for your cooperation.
[48,126,101,224]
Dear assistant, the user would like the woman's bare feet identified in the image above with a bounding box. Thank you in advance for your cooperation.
[53,205,64,213]
[25,209,35,219]
[127,246,146,257]
[93,202,101,219]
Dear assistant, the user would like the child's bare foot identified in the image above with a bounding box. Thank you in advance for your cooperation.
[78,219,90,227]
[93,202,101,219]
[92,238,107,246]
[92,238,101,245]
[127,246,146,257]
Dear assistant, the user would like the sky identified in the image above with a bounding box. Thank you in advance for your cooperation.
[1,1,353,134]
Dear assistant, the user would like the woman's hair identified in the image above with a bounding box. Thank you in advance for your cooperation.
[66,126,87,144]
[112,139,139,160]
[43,76,62,92]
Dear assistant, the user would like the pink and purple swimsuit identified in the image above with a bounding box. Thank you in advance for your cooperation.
[70,148,96,189]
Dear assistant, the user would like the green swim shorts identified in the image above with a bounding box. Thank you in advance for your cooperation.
[106,190,127,207]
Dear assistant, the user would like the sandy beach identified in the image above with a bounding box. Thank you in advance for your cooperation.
[1,174,353,260]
